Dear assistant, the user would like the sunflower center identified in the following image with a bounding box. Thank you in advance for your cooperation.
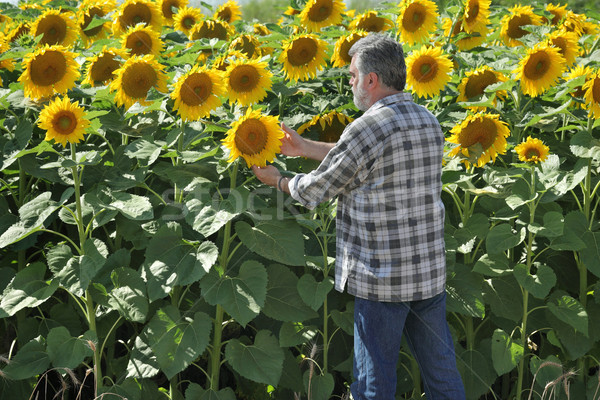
[308,0,332,22]
[82,8,105,37]
[464,71,497,99]
[180,72,212,106]
[234,119,268,155]
[30,50,67,87]
[53,112,76,134]
[526,148,540,159]
[287,37,318,66]
[183,16,195,29]
[126,32,153,55]
[230,65,260,92]
[524,52,550,80]
[122,62,158,98]
[414,56,438,82]
[592,78,600,102]
[465,2,479,23]
[122,3,152,29]
[91,55,120,83]
[460,118,497,150]
[36,15,68,45]
[507,14,532,39]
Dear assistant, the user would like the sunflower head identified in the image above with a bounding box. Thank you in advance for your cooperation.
[38,96,90,147]
[545,29,579,66]
[78,0,115,44]
[299,0,345,32]
[447,112,510,168]
[0,39,15,73]
[566,64,592,100]
[214,0,242,24]
[278,33,328,82]
[122,24,164,57]
[161,0,188,22]
[405,45,454,98]
[331,30,368,68]
[31,9,79,47]
[19,45,80,100]
[514,136,550,163]
[397,0,439,45]
[500,5,543,47]
[82,46,128,87]
[114,0,163,35]
[253,23,271,36]
[225,58,273,106]
[463,0,491,33]
[229,34,262,58]
[513,42,566,97]
[190,18,233,41]
[173,6,203,36]
[442,17,487,51]
[222,108,284,167]
[457,67,508,110]
[545,3,568,25]
[298,111,353,143]
[5,22,31,43]
[109,54,168,110]
[171,65,225,121]
[582,71,600,119]
[348,11,394,32]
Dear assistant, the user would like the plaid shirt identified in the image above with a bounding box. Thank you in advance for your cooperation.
[289,92,446,302]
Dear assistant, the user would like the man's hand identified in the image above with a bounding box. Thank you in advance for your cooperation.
[251,165,281,187]
[280,123,306,158]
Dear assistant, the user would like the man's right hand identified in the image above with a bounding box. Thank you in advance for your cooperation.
[280,123,306,158]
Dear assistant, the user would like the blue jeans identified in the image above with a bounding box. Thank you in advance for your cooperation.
[351,292,466,400]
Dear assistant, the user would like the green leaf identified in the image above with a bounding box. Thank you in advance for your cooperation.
[262,264,318,322]
[580,231,600,279]
[547,293,588,336]
[185,197,239,238]
[1,338,50,380]
[0,262,59,318]
[124,138,162,166]
[446,264,485,318]
[303,372,334,400]
[530,211,564,238]
[457,349,496,400]
[236,219,305,266]
[279,349,304,392]
[483,276,523,322]
[46,327,93,369]
[485,224,525,254]
[297,275,334,311]
[550,210,587,251]
[513,263,556,299]
[184,384,236,400]
[200,260,267,327]
[144,306,212,380]
[529,355,564,391]
[126,336,160,379]
[225,330,284,386]
[108,267,149,323]
[570,131,600,160]
[491,329,524,375]
[473,253,512,277]
[279,322,318,347]
[506,178,535,209]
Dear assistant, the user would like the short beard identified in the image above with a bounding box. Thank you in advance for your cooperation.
[353,84,370,111]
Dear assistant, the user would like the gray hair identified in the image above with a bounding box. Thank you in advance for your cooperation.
[348,33,406,91]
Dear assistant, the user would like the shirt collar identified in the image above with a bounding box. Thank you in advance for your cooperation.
[369,92,412,111]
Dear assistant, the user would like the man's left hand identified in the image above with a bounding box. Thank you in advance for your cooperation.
[251,165,281,188]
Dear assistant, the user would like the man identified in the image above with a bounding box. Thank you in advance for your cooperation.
[252,33,466,400]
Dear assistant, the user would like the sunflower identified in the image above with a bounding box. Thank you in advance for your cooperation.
[229,34,262,59]
[19,45,80,100]
[514,136,549,163]
[38,96,90,147]
[500,5,543,47]
[279,33,328,82]
[513,42,566,97]
[122,24,164,57]
[462,0,490,33]
[298,110,353,143]
[348,10,394,32]
[171,65,225,121]
[225,58,273,106]
[457,66,507,110]
[405,45,453,98]
[442,17,487,51]
[82,46,128,87]
[545,30,579,66]
[160,0,188,23]
[214,0,242,24]
[78,0,114,45]
[0,39,15,73]
[397,0,439,45]
[565,64,592,100]
[222,108,284,167]
[173,6,203,37]
[447,113,510,168]
[5,22,30,43]
[253,23,271,36]
[30,9,79,47]
[331,30,368,68]
[109,54,168,110]
[560,11,588,36]
[582,71,600,119]
[299,0,345,32]
[113,0,163,35]
[190,18,233,41]
[545,3,568,25]
[211,50,246,71]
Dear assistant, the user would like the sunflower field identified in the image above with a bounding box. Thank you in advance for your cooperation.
[1,0,600,398]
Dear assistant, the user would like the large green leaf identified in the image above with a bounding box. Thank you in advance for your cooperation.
[46,326,93,369]
[200,260,267,327]
[126,336,160,379]
[279,349,304,392]
[483,276,523,322]
[86,187,154,221]
[262,264,318,322]
[491,329,524,375]
[225,330,284,386]
[547,292,588,336]
[236,219,305,266]
[143,223,217,301]
[108,267,149,323]
[529,211,564,238]
[330,301,354,336]
[457,349,496,400]
[303,371,334,400]
[0,262,59,318]
[144,305,212,379]
[1,338,50,380]
[124,138,162,166]
[485,224,525,254]
[570,131,600,160]
[473,253,512,277]
[446,264,485,318]
[297,274,334,311]
[279,321,318,347]
[529,355,564,391]
[184,384,236,400]
[513,263,556,299]
[185,197,239,238]
[505,178,536,210]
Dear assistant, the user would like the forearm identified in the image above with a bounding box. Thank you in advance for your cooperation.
[301,139,336,161]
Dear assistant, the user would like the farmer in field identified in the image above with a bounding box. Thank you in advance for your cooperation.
[252,33,465,400]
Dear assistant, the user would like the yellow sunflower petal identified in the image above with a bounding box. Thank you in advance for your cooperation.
[222,109,284,167]
[397,0,439,45]
[514,136,550,163]
[442,17,487,51]
[226,58,273,106]
[38,96,90,147]
[121,24,164,57]
[278,33,328,82]
[582,71,600,119]
[78,0,115,45]
[545,29,579,67]
[462,0,491,33]
[171,65,225,121]
[31,9,79,47]
[160,0,188,23]
[457,66,508,110]
[173,6,204,36]
[82,46,128,87]
[405,45,454,98]
[331,30,368,68]
[109,54,168,110]
[500,5,543,47]
[513,42,566,97]
[299,0,345,32]
[214,0,242,24]
[113,0,163,35]
[348,10,394,32]
[298,110,353,143]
